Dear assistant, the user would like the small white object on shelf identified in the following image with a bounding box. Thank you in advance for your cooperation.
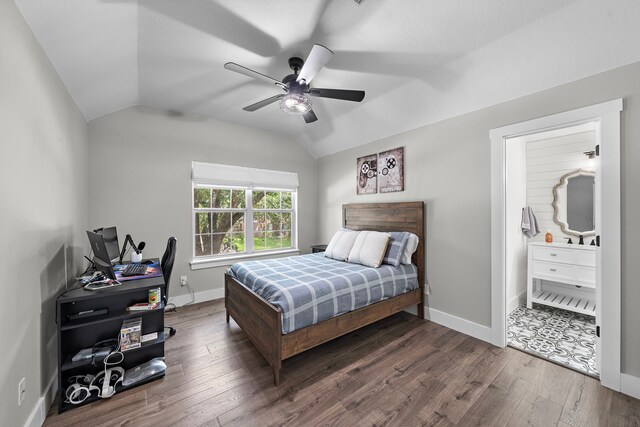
[141,332,158,343]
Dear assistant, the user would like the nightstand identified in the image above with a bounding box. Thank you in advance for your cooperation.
[311,244,328,253]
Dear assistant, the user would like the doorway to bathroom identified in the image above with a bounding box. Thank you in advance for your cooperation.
[504,123,599,377]
[490,99,622,390]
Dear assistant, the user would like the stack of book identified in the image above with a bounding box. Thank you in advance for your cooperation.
[127,302,159,311]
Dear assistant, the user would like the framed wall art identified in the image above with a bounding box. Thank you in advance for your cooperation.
[356,154,377,195]
[378,147,404,193]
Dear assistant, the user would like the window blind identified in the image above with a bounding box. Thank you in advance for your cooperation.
[192,161,299,190]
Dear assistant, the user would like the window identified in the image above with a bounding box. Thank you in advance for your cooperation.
[193,187,247,257]
[252,189,293,251]
[191,162,298,262]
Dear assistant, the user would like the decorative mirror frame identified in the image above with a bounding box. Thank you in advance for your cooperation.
[552,168,596,237]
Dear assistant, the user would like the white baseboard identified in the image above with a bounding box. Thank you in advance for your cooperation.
[507,291,527,314]
[169,287,224,307]
[424,306,493,344]
[25,373,57,427]
[621,373,640,400]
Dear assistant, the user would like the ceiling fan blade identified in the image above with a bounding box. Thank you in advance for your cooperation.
[297,44,333,85]
[224,62,284,88]
[308,88,365,102]
[302,109,318,124]
[243,95,284,112]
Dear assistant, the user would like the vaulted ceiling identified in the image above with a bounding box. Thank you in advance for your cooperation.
[16,0,640,157]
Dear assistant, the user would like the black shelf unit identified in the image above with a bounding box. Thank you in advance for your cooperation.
[56,274,166,413]
[61,335,165,371]
[60,303,165,331]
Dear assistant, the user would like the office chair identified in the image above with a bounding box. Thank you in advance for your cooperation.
[161,237,177,338]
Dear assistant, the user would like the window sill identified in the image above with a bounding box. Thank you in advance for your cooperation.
[190,249,300,270]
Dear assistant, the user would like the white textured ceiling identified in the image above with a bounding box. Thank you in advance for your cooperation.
[15,0,640,158]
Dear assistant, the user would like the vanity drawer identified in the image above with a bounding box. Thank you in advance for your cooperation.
[531,246,574,264]
[576,250,596,267]
[575,266,596,287]
[531,261,575,283]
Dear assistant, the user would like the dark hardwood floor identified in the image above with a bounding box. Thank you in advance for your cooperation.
[45,299,639,427]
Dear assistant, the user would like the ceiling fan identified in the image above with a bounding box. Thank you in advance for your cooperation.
[224,44,365,123]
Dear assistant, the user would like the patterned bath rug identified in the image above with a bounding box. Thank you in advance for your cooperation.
[507,303,598,377]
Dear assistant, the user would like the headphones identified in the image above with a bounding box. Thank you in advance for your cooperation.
[65,375,94,405]
[65,336,126,405]
[65,367,125,404]
[94,366,125,399]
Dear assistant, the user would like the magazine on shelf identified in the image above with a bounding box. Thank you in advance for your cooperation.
[120,318,142,351]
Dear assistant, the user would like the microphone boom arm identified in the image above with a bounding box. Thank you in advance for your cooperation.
[119,234,141,263]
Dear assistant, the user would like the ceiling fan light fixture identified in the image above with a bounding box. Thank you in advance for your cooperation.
[279,92,312,114]
[225,44,364,123]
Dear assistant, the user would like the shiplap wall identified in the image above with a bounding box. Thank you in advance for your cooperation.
[526,129,596,242]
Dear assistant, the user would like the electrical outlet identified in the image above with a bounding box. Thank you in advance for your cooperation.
[180,276,187,286]
[18,378,25,406]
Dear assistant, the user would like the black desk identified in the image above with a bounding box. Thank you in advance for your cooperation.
[56,272,166,413]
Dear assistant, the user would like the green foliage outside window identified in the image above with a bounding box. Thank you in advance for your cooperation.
[194,187,293,257]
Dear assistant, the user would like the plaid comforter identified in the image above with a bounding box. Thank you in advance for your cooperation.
[228,253,418,334]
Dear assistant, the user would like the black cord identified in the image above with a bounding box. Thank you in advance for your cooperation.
[78,264,93,278]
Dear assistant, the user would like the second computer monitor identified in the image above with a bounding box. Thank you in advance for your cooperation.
[95,226,120,263]
[86,230,116,279]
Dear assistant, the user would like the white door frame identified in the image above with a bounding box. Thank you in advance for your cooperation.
[490,99,622,390]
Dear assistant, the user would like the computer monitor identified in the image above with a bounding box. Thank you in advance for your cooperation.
[86,230,116,279]
[94,226,120,263]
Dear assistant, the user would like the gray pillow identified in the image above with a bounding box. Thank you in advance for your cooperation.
[382,231,410,267]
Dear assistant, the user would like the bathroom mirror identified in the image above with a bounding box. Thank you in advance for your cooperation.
[552,169,596,236]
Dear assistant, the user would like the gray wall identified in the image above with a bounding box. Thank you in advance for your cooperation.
[87,106,318,300]
[317,61,640,377]
[0,1,89,425]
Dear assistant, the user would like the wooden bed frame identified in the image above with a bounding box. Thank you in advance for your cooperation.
[224,202,425,385]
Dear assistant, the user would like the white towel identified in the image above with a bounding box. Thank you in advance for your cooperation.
[521,206,540,238]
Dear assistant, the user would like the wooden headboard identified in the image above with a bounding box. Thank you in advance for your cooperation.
[342,202,425,291]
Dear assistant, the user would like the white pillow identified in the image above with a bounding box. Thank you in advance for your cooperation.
[401,233,419,264]
[325,229,359,261]
[347,231,390,268]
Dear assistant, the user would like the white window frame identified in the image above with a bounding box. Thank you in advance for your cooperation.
[190,184,299,270]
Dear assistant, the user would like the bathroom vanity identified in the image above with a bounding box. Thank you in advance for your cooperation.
[527,242,596,315]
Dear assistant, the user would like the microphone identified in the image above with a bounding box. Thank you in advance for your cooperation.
[119,234,145,263]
